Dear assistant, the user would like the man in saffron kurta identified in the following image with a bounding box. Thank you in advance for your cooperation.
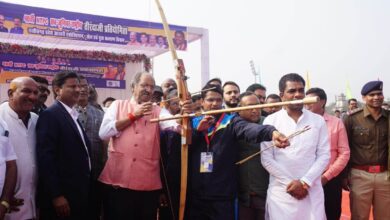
[261,73,330,220]
[98,72,191,220]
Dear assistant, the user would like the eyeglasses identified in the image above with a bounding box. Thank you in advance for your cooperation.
[79,84,89,89]
[38,86,50,94]
[204,98,222,103]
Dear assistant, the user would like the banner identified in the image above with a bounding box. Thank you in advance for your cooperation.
[0,2,188,50]
[0,53,126,89]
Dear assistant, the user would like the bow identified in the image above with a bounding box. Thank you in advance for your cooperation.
[155,1,192,219]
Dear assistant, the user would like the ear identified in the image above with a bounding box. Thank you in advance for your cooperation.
[201,98,207,107]
[131,85,135,94]
[279,92,284,100]
[53,86,61,98]
[7,89,13,98]
[320,99,326,108]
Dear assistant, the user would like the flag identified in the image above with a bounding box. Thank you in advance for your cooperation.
[346,81,352,99]
[305,71,311,90]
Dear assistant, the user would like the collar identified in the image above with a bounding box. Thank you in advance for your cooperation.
[76,104,88,113]
[281,107,305,118]
[363,105,388,119]
[130,97,151,106]
[323,112,331,121]
[59,101,79,120]
[4,102,32,122]
[130,97,139,105]
[4,102,19,120]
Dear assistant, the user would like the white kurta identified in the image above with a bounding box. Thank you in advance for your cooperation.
[261,108,330,220]
[0,103,38,220]
[0,119,17,193]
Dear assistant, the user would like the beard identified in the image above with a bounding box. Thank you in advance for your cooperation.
[225,100,238,108]
[287,103,304,111]
[137,91,152,103]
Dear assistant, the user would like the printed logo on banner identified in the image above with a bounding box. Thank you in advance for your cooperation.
[106,80,120,88]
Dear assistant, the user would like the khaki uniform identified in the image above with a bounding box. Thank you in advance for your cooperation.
[344,106,390,220]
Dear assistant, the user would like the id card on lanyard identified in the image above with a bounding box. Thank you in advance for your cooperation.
[200,113,225,173]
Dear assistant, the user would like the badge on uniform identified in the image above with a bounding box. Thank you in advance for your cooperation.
[200,152,213,173]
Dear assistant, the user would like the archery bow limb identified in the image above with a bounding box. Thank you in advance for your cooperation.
[154,1,191,220]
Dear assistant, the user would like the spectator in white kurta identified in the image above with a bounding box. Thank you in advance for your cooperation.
[0,77,39,220]
[0,119,17,219]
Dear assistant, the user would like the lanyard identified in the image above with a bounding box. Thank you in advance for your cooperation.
[204,113,225,151]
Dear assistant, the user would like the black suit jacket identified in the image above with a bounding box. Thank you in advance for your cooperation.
[36,101,91,214]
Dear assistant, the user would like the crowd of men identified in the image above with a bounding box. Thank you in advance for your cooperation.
[0,71,388,220]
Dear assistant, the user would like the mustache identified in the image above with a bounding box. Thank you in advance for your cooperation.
[141,91,150,96]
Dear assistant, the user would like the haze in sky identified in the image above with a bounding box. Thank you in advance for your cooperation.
[5,0,390,103]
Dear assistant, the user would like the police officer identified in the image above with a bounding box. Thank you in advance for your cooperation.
[343,80,390,220]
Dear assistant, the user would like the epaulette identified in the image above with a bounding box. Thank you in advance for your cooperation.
[349,108,363,115]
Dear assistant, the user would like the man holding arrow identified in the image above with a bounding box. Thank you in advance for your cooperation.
[187,84,289,220]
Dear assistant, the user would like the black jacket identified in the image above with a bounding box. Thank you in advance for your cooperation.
[36,101,91,217]
[189,115,275,200]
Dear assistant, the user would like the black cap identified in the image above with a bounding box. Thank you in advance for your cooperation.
[361,80,383,96]
[153,85,163,95]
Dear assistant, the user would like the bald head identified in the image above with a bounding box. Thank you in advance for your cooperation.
[161,78,177,97]
[8,77,38,118]
[9,77,37,92]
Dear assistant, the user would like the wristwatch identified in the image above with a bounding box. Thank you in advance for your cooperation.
[0,200,10,212]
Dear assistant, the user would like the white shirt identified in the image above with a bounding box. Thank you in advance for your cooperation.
[99,99,179,140]
[261,108,330,220]
[58,101,91,170]
[0,119,17,194]
[0,102,38,220]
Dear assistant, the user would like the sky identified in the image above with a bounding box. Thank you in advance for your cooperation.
[4,0,390,103]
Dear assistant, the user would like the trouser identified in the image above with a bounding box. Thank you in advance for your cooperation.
[87,180,104,220]
[323,175,342,220]
[39,200,88,220]
[188,197,235,220]
[102,184,159,220]
[350,168,390,220]
[238,195,266,220]
[158,188,179,220]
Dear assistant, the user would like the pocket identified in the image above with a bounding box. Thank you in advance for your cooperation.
[352,127,371,148]
[301,126,319,148]
[107,152,125,179]
[379,127,388,143]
